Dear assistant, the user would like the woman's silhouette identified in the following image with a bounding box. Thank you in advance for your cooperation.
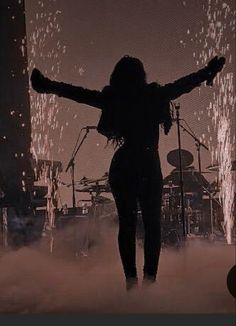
[31,55,225,290]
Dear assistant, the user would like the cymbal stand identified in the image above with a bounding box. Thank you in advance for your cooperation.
[174,103,187,237]
[65,127,91,209]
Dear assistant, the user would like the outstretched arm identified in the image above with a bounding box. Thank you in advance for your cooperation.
[30,69,104,109]
[161,56,225,100]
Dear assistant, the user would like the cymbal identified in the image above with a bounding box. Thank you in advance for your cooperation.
[76,184,111,193]
[94,175,109,183]
[63,178,95,187]
[76,173,109,186]
[79,176,98,184]
[167,149,194,168]
[206,163,219,171]
[206,160,236,171]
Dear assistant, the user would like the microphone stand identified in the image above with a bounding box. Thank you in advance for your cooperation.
[65,127,90,209]
[174,103,187,238]
[178,121,209,175]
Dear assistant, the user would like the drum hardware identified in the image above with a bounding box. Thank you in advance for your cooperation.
[61,178,94,189]
[164,136,224,238]
[168,105,211,236]
[163,183,180,194]
[208,180,220,196]
[75,173,111,196]
[192,170,223,238]
[161,226,182,249]
[172,108,212,236]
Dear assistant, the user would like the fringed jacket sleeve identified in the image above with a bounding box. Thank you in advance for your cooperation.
[161,67,212,100]
[47,81,104,109]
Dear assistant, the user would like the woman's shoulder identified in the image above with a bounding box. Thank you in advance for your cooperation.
[145,82,162,98]
[102,85,114,94]
[101,85,117,101]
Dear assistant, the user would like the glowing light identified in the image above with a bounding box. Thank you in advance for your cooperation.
[217,116,235,243]
[182,0,235,243]
[28,0,67,162]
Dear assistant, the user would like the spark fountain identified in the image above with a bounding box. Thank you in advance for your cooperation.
[181,0,235,244]
[26,0,67,161]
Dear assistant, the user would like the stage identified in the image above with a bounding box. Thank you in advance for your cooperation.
[0,223,235,314]
[0,0,235,317]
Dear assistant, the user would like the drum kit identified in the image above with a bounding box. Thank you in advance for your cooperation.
[74,172,111,197]
[162,149,236,238]
[60,148,235,239]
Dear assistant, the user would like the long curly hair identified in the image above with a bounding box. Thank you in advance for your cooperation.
[110,55,146,90]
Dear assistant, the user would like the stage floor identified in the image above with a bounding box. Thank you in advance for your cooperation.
[0,226,235,314]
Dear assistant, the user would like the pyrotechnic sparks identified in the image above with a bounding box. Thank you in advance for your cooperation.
[27,0,66,161]
[217,116,235,243]
[181,0,235,243]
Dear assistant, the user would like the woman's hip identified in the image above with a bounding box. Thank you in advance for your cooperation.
[109,149,162,192]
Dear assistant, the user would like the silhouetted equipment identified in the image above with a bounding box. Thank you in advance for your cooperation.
[65,126,95,208]
[162,184,180,194]
[68,172,110,196]
[31,185,48,208]
[67,173,109,188]
[161,149,224,239]
[76,184,111,194]
[164,167,210,192]
[75,173,110,195]
[32,159,63,180]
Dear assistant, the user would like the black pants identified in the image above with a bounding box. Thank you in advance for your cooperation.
[109,146,163,280]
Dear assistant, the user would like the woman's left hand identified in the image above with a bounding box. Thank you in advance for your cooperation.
[31,68,52,93]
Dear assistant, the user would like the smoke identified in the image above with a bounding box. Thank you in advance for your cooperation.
[0,220,234,314]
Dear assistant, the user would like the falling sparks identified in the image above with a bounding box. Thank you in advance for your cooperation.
[182,0,235,243]
[217,116,235,243]
[28,0,66,161]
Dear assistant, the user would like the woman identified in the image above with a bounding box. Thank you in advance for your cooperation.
[31,55,225,290]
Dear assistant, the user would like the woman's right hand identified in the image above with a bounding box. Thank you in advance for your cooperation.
[31,68,52,93]
[206,56,225,86]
